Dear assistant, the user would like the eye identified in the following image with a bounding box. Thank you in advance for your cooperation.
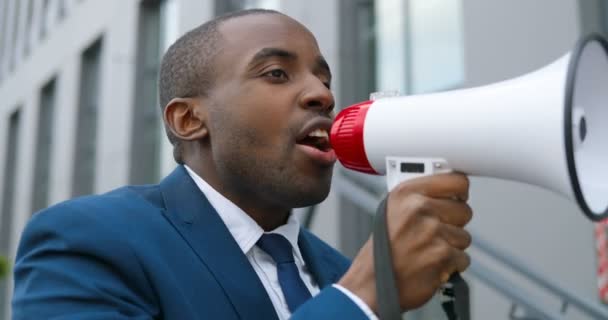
[263,68,288,81]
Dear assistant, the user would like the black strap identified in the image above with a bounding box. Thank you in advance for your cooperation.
[373,195,470,320]
[373,197,402,319]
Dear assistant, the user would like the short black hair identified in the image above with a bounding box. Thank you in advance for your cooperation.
[158,8,283,164]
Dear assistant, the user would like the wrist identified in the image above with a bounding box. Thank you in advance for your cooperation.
[338,264,377,313]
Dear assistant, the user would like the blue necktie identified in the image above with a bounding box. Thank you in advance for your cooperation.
[257,233,312,313]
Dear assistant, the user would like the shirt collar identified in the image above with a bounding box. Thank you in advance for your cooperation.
[184,165,303,261]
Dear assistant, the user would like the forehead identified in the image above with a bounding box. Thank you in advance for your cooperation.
[216,14,321,66]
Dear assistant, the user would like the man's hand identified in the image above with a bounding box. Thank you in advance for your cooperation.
[338,173,473,312]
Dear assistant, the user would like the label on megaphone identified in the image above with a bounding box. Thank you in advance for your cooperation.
[385,156,451,190]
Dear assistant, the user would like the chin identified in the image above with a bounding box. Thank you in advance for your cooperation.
[291,177,332,208]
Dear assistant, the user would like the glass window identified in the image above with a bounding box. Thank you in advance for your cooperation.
[24,0,35,56]
[215,0,280,15]
[375,0,464,94]
[0,109,21,317]
[40,0,50,39]
[32,78,56,213]
[408,0,464,93]
[129,0,163,185]
[240,0,280,10]
[603,1,608,35]
[72,37,102,197]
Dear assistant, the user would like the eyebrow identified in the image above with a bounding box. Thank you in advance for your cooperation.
[248,48,297,67]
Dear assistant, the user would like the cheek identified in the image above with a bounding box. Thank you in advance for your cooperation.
[208,83,299,154]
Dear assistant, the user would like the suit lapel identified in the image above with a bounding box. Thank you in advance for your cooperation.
[159,167,279,320]
[298,230,345,288]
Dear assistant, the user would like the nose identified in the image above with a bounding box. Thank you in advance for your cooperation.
[299,76,335,114]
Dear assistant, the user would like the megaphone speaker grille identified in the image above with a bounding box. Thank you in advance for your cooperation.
[565,33,608,221]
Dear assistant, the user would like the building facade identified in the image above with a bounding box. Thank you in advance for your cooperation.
[1,0,607,319]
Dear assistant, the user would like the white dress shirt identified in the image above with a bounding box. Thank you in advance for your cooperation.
[184,166,377,319]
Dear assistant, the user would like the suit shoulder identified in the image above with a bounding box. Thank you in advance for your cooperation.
[26,184,164,237]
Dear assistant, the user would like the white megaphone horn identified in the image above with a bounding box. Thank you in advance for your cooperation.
[330,33,608,221]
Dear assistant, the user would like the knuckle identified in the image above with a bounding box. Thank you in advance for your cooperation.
[463,205,473,223]
[410,194,431,213]
[392,180,413,196]
[426,218,441,236]
[461,230,472,248]
[419,218,441,244]
[461,174,470,190]
[460,252,471,271]
[434,242,452,263]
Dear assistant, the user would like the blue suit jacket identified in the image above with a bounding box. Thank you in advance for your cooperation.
[12,166,368,319]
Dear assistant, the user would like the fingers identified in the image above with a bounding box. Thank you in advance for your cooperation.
[439,222,472,250]
[439,250,470,284]
[426,197,473,227]
[391,193,472,227]
[421,216,471,285]
[395,173,470,201]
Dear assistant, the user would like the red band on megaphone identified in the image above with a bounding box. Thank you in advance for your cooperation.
[330,101,378,174]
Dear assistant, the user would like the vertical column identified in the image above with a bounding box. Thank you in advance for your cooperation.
[94,0,138,191]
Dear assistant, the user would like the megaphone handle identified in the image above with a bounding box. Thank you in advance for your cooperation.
[373,195,470,320]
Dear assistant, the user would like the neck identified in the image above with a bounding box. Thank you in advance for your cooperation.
[184,158,291,231]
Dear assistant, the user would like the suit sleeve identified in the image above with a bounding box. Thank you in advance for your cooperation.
[290,286,370,320]
[12,204,158,320]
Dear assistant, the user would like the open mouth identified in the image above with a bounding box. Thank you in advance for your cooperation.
[297,128,331,152]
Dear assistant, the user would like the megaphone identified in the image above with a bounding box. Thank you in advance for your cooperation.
[330,33,608,221]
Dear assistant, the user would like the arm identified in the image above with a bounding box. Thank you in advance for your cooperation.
[12,203,158,320]
[290,286,369,320]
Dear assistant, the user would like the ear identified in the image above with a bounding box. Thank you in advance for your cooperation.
[163,97,209,141]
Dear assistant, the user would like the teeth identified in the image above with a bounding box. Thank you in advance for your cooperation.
[307,129,328,139]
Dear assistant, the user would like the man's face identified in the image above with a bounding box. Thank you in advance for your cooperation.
[203,14,336,210]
